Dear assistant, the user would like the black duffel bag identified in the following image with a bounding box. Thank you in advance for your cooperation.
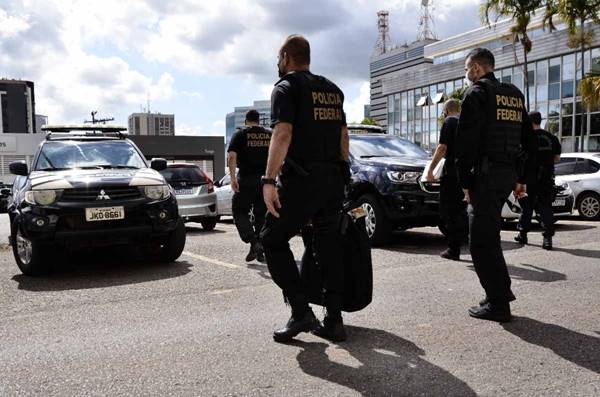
[299,207,373,312]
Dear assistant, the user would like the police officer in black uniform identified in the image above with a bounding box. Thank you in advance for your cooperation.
[456,48,537,322]
[260,35,349,343]
[227,109,271,262]
[515,111,561,250]
[427,99,467,261]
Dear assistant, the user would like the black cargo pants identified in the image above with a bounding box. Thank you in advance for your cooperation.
[439,172,468,252]
[469,172,514,304]
[260,163,344,316]
[518,179,555,237]
[232,174,267,245]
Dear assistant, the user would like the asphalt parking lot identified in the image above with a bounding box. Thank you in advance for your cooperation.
[0,214,599,396]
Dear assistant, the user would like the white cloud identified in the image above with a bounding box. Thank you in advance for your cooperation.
[176,120,225,137]
[344,81,371,123]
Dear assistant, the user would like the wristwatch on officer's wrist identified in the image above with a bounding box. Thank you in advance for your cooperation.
[261,176,277,186]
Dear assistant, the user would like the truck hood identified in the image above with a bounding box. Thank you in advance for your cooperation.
[28,168,166,190]
[356,156,430,170]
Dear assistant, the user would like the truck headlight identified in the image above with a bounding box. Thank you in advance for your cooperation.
[25,190,59,206]
[386,171,421,184]
[144,185,171,200]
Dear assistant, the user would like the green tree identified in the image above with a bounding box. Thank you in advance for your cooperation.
[360,117,380,126]
[544,0,600,151]
[481,0,546,110]
[580,72,600,110]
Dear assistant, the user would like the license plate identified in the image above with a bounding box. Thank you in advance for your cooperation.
[175,188,194,195]
[85,206,125,222]
[552,198,566,207]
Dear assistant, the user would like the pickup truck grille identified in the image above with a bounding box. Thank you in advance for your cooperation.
[61,186,142,202]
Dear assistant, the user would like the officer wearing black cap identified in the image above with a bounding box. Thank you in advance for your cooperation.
[515,111,561,250]
[261,34,349,343]
[227,109,271,262]
[456,48,537,322]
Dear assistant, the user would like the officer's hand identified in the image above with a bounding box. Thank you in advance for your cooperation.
[263,184,281,218]
[462,189,471,204]
[514,183,527,199]
[231,179,239,193]
[426,171,436,183]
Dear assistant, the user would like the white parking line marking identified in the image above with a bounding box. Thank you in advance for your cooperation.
[182,251,241,269]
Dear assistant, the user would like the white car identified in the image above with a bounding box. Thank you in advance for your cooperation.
[215,174,234,216]
[555,152,600,220]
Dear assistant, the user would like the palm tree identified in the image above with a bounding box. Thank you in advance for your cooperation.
[580,72,600,110]
[481,0,545,110]
[545,0,600,151]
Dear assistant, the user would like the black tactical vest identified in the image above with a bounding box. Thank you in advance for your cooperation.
[277,71,345,167]
[475,78,524,166]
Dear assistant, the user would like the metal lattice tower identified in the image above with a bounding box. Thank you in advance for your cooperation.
[373,10,392,56]
[417,0,437,41]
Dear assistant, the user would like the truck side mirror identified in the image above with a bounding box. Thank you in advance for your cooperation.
[9,161,28,176]
[150,158,168,172]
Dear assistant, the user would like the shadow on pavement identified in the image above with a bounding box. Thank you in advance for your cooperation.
[246,262,271,280]
[184,225,227,236]
[503,316,600,374]
[12,248,193,291]
[294,326,476,396]
[527,244,600,260]
[502,220,595,233]
[467,264,566,283]
[381,229,522,256]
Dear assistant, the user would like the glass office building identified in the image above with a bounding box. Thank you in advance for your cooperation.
[370,14,600,152]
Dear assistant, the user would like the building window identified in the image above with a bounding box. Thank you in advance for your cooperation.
[134,117,140,134]
[548,57,561,100]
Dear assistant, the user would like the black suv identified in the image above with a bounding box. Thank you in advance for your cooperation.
[347,132,440,245]
[7,125,186,276]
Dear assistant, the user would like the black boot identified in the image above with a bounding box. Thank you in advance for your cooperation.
[440,248,460,261]
[514,232,528,245]
[255,242,265,263]
[479,291,516,306]
[313,316,347,342]
[469,301,512,323]
[542,236,553,251]
[273,309,320,343]
[245,242,258,262]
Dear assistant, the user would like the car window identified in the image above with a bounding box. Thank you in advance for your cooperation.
[35,141,146,170]
[349,136,429,159]
[161,166,206,184]
[582,159,600,174]
[555,158,578,176]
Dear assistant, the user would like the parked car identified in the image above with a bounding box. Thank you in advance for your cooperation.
[554,153,600,220]
[501,181,575,220]
[347,133,440,245]
[160,163,218,230]
[7,125,186,276]
[215,174,234,217]
[214,173,255,223]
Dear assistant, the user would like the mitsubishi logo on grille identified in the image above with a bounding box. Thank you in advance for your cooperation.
[96,189,111,200]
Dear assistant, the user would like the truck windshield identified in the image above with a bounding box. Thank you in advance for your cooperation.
[35,141,147,171]
[350,136,429,159]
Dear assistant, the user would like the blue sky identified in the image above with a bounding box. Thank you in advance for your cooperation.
[0,0,482,138]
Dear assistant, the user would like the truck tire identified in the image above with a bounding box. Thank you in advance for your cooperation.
[358,194,391,246]
[11,220,49,276]
[157,218,187,263]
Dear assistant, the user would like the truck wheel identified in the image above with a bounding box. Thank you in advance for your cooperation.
[200,217,218,231]
[577,192,600,220]
[11,221,49,276]
[156,218,186,263]
[358,194,391,246]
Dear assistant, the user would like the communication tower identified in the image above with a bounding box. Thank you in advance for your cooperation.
[373,10,392,56]
[417,0,437,41]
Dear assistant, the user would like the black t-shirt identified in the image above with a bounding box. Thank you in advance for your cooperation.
[535,128,561,179]
[227,126,272,177]
[271,71,346,167]
[439,116,459,173]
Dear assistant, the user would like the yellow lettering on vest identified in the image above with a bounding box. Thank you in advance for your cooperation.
[312,92,318,104]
